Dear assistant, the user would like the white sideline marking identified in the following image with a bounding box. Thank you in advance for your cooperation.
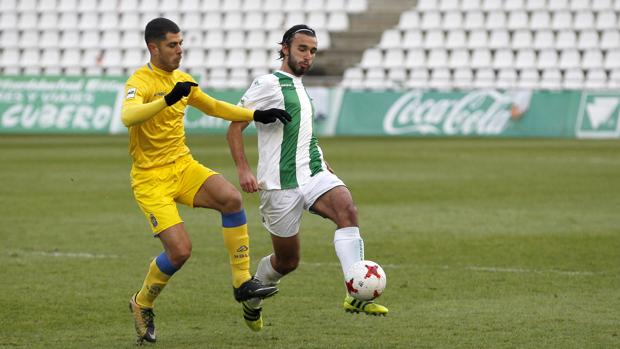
[301,262,603,276]
[10,250,120,259]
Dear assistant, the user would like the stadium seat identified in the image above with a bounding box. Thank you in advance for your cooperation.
[446,30,467,48]
[424,30,445,49]
[573,11,595,30]
[184,49,206,69]
[443,11,464,30]
[563,68,585,89]
[398,11,421,30]
[540,69,562,89]
[204,30,224,49]
[464,11,485,30]
[427,49,448,68]
[285,12,307,30]
[246,31,267,49]
[405,49,426,68]
[206,49,226,68]
[515,49,537,69]
[0,30,19,48]
[123,48,144,69]
[585,68,608,89]
[341,67,364,88]
[496,68,518,89]
[379,29,402,49]
[58,12,79,31]
[18,12,38,30]
[417,0,438,11]
[245,12,265,30]
[485,11,506,30]
[429,68,451,90]
[360,48,383,68]
[607,69,620,88]
[387,67,408,86]
[440,0,460,11]
[493,49,515,69]
[38,12,58,30]
[601,30,620,49]
[0,12,17,30]
[421,11,442,29]
[229,68,250,89]
[226,49,247,68]
[347,0,368,13]
[20,48,40,69]
[263,0,282,11]
[453,68,474,89]
[518,68,540,88]
[17,0,36,12]
[504,0,525,10]
[595,10,617,30]
[19,30,39,48]
[383,49,405,69]
[530,11,551,30]
[0,50,20,70]
[603,49,620,69]
[582,49,604,69]
[224,30,245,49]
[559,49,581,69]
[403,30,424,48]
[305,0,325,12]
[470,49,492,68]
[62,49,82,75]
[449,48,470,68]
[203,12,222,30]
[548,0,570,10]
[578,30,600,49]
[461,0,482,11]
[327,12,349,32]
[78,12,98,30]
[533,30,555,49]
[468,30,489,48]
[247,49,268,69]
[364,67,388,89]
[570,0,591,10]
[40,30,60,49]
[264,12,284,30]
[592,0,613,9]
[512,30,533,49]
[406,68,429,89]
[556,30,577,49]
[482,0,503,10]
[551,11,573,30]
[507,11,529,30]
[474,68,495,88]
[119,0,139,12]
[121,31,142,49]
[489,30,510,49]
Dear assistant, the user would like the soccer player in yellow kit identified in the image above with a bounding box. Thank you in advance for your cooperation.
[122,18,290,344]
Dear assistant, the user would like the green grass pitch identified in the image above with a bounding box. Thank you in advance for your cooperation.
[1,135,619,348]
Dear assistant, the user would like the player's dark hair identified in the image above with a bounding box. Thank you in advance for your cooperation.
[278,24,316,60]
[144,17,180,44]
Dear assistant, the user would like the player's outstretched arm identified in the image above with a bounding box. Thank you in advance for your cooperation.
[190,89,291,125]
[121,82,198,127]
[227,121,259,193]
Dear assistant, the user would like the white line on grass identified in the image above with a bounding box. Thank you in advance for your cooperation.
[8,250,120,259]
[300,262,604,276]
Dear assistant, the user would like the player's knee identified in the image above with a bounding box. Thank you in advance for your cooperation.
[276,256,299,275]
[337,202,358,226]
[222,190,243,213]
[169,245,192,267]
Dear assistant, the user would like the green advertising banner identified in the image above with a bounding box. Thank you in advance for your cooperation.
[1,75,619,138]
[0,76,125,134]
[336,89,587,137]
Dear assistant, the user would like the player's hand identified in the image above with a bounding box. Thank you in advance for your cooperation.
[253,108,292,125]
[238,168,259,193]
[164,81,198,106]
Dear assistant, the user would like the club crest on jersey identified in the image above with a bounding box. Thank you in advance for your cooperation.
[149,213,158,227]
[126,88,136,100]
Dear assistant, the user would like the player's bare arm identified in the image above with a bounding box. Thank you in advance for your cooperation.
[227,121,259,193]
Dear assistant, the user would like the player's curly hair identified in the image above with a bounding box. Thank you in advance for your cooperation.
[144,18,180,44]
[278,24,316,60]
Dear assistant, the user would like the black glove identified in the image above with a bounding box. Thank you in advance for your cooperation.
[164,81,198,106]
[253,108,292,125]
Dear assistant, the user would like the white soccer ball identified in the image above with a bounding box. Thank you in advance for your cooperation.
[345,260,387,301]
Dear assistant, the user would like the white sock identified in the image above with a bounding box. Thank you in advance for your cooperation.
[334,227,365,277]
[247,254,282,308]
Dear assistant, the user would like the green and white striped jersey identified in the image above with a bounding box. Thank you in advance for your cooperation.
[239,70,326,190]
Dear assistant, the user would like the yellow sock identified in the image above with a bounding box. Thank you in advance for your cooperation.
[221,210,252,288]
[136,252,177,308]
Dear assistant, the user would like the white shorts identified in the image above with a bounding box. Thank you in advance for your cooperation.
[259,171,345,237]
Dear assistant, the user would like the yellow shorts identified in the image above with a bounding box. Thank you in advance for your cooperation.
[131,154,218,234]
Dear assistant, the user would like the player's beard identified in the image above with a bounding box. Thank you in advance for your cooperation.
[287,55,312,76]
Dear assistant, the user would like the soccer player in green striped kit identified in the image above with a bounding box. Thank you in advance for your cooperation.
[227,25,388,331]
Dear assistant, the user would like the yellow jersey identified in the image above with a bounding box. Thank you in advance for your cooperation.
[122,62,254,169]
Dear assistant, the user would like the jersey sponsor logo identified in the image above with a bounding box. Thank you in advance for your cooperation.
[576,92,620,139]
[126,87,136,100]
[279,83,294,88]
[154,92,166,97]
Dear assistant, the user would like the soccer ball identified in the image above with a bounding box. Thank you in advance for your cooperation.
[344,260,387,301]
